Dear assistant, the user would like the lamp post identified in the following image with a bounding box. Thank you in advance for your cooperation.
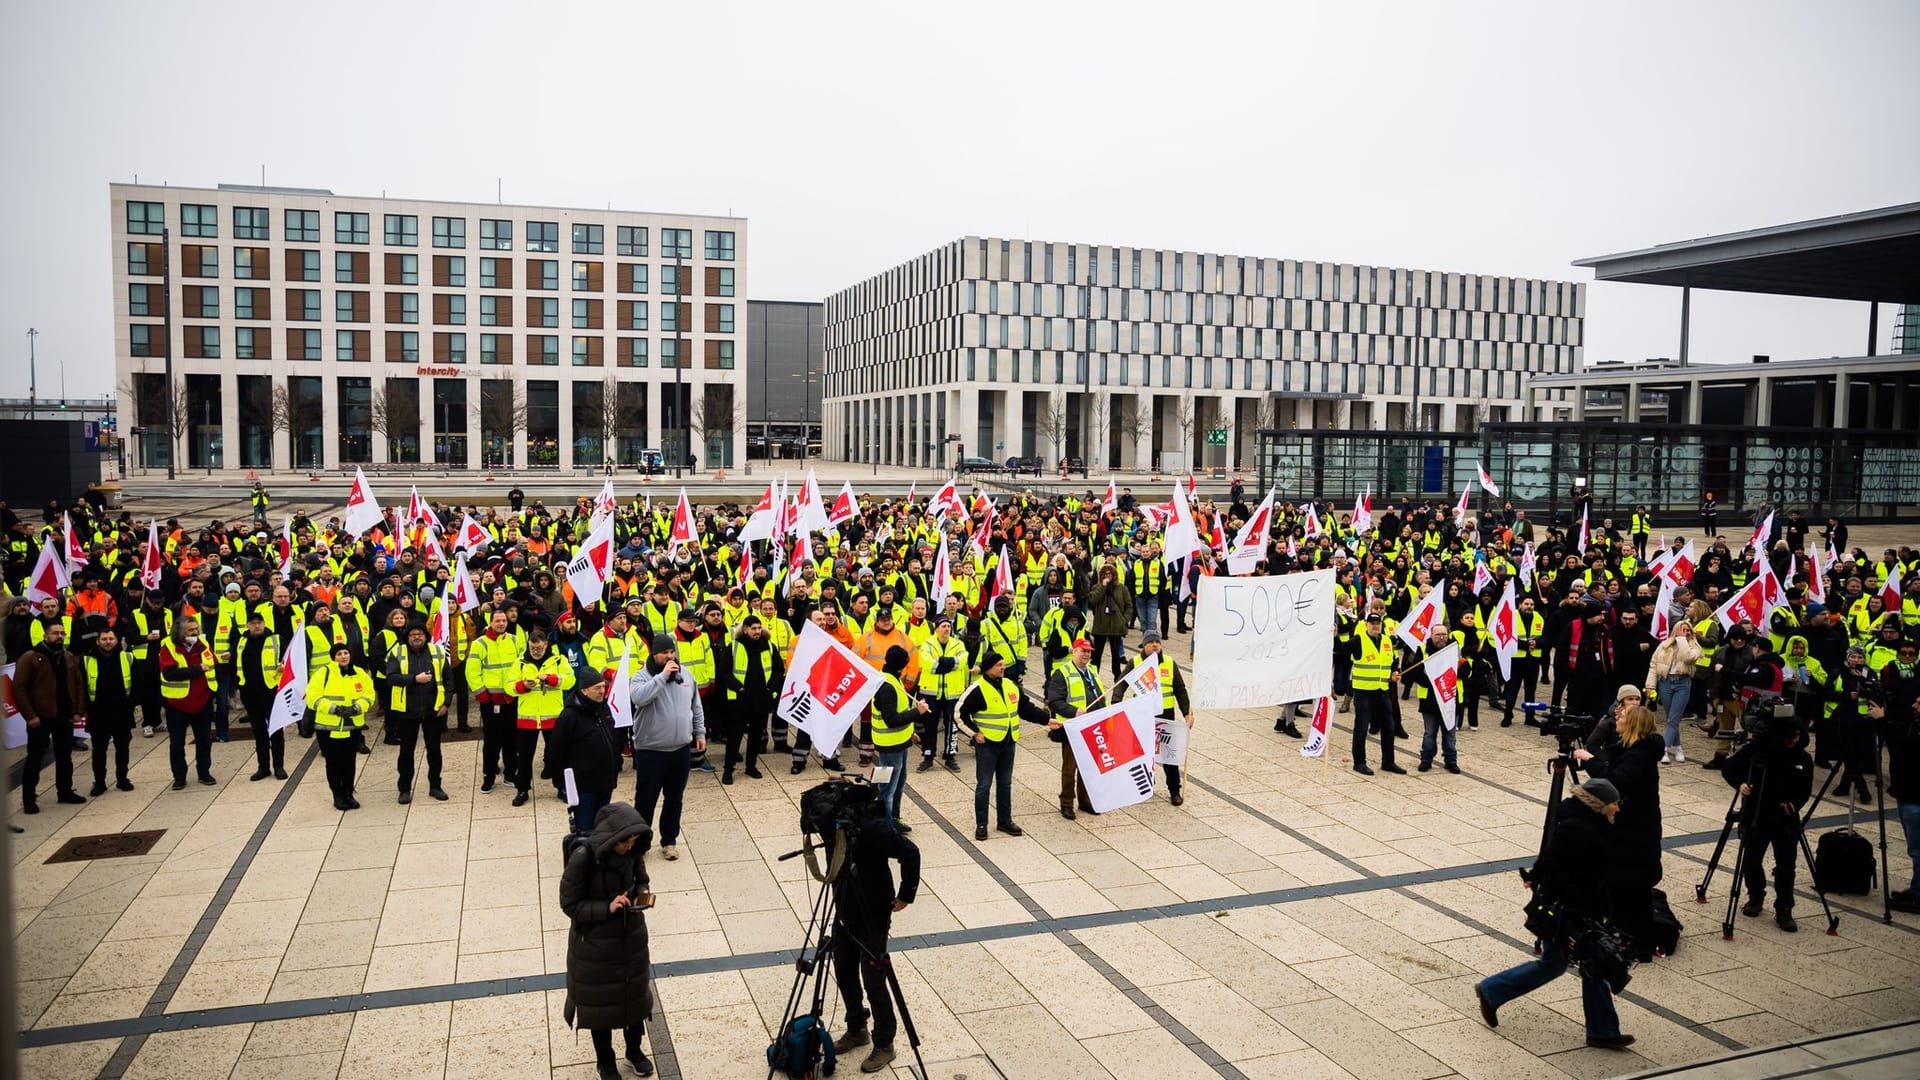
[162,227,176,480]
[1083,270,1094,479]
[1409,295,1425,433]
[26,327,37,419]
[673,243,685,479]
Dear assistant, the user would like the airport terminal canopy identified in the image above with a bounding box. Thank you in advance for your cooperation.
[1574,201,1920,304]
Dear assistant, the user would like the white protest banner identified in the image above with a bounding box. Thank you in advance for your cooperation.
[1,664,25,750]
[609,648,634,729]
[1190,569,1336,710]
[1062,693,1162,813]
[266,630,308,736]
[777,621,885,755]
[1154,713,1190,768]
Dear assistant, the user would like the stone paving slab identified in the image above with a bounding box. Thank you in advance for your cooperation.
[13,634,1920,1079]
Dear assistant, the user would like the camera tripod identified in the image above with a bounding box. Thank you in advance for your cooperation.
[1798,728,1893,926]
[770,841,928,1080]
[1693,752,1840,939]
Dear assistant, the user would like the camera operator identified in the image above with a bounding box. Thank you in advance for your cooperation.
[1830,646,1885,804]
[1574,705,1665,959]
[830,795,921,1074]
[1567,603,1617,720]
[560,802,655,1079]
[1720,718,1815,932]
[1474,777,1635,1050]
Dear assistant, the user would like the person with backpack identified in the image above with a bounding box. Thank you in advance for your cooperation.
[549,668,622,834]
[560,801,654,1080]
[829,802,920,1074]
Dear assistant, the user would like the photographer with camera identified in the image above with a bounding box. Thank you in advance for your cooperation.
[1719,716,1815,931]
[1831,646,1887,805]
[828,791,921,1074]
[1574,704,1666,958]
[1475,777,1636,1050]
[560,802,655,1080]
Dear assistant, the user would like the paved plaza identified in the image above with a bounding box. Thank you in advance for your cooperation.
[14,628,1920,1080]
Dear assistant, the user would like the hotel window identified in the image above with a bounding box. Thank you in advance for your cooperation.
[432,216,466,249]
[480,333,506,364]
[625,264,649,293]
[126,200,164,235]
[129,282,159,316]
[480,218,513,250]
[235,287,261,320]
[384,214,418,246]
[527,221,559,253]
[619,337,648,367]
[389,331,419,361]
[661,228,692,259]
[286,209,320,242]
[479,296,504,326]
[572,336,603,366]
[397,294,419,324]
[703,230,735,260]
[531,297,558,328]
[335,212,370,244]
[394,253,419,285]
[711,267,734,296]
[623,300,647,330]
[336,291,369,323]
[439,333,467,364]
[435,294,466,325]
[705,340,735,369]
[233,206,269,240]
[184,245,219,277]
[572,223,603,254]
[234,247,267,279]
[572,299,590,328]
[573,261,604,291]
[531,259,558,290]
[660,264,682,297]
[434,255,466,287]
[236,327,258,359]
[127,242,158,275]
[290,249,320,282]
[130,324,154,357]
[707,303,734,333]
[616,226,647,257]
[479,257,512,288]
[531,334,559,365]
[187,326,220,359]
[660,339,680,368]
[182,203,218,238]
[291,329,322,360]
[336,251,361,283]
[660,300,681,333]
[290,289,321,321]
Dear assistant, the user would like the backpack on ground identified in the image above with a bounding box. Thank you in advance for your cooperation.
[767,1012,836,1078]
[1813,827,1876,895]
[1647,888,1682,957]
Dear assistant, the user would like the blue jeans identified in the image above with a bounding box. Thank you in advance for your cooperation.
[1658,675,1692,749]
[875,747,909,821]
[1900,802,1920,895]
[1478,939,1620,1039]
[572,789,612,837]
[973,737,1017,828]
[1419,705,1456,769]
[1134,598,1158,637]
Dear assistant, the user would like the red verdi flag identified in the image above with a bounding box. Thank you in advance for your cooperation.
[1300,696,1333,758]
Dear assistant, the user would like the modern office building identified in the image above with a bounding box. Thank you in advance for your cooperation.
[744,300,822,459]
[110,182,747,474]
[823,237,1584,473]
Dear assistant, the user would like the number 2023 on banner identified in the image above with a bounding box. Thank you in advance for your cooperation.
[1192,570,1336,709]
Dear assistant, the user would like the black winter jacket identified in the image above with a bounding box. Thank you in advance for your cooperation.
[560,803,653,1032]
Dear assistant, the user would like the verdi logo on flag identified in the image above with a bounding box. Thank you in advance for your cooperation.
[1063,694,1161,812]
[1078,710,1146,773]
[777,621,885,754]
[1300,697,1332,758]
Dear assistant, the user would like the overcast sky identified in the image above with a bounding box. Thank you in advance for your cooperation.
[3,0,1916,401]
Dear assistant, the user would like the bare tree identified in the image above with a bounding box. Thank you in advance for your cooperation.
[1255,394,1279,432]
[271,382,324,469]
[117,373,188,472]
[1125,396,1156,470]
[369,380,420,463]
[477,384,528,468]
[1175,394,1197,462]
[685,385,747,467]
[1086,393,1112,469]
[1032,397,1067,465]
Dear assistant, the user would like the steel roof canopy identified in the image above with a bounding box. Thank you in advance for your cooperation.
[1572,202,1920,304]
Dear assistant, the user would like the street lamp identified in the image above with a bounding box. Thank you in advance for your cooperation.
[1409,295,1425,433]
[1082,270,1094,479]
[673,243,685,479]
[26,327,38,419]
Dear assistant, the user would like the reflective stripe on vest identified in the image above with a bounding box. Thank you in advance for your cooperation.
[1051,660,1107,715]
[972,679,1020,741]
[871,673,915,747]
[726,640,774,702]
[84,652,133,699]
[1352,633,1393,691]
[159,641,216,700]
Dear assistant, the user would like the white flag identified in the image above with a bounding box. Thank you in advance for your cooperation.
[1062,694,1163,813]
[608,647,634,729]
[565,514,617,608]
[777,621,886,754]
[277,516,295,582]
[453,512,491,556]
[1488,580,1520,681]
[1227,489,1274,576]
[61,512,87,576]
[826,481,858,529]
[1651,574,1677,641]
[1396,584,1446,651]
[1101,478,1118,515]
[667,487,697,549]
[25,537,71,604]
[1421,642,1461,732]
[344,467,385,537]
[930,537,953,613]
[1300,697,1333,758]
[794,470,832,535]
[1161,480,1204,566]
[739,481,779,542]
[1452,488,1471,530]
[140,521,165,591]
[266,630,308,736]
[1476,461,1501,498]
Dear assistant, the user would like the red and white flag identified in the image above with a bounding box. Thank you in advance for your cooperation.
[1162,481,1205,565]
[1120,652,1163,701]
[1713,575,1769,632]
[608,648,634,730]
[140,521,164,591]
[1422,642,1462,731]
[1476,461,1501,498]
[1101,477,1118,516]
[565,514,617,607]
[1881,567,1903,612]
[826,481,858,529]
[1063,694,1164,813]
[1452,488,1471,529]
[1473,560,1494,595]
[1209,519,1227,559]
[1303,503,1322,539]
[1755,553,1784,614]
[1351,488,1373,534]
[1651,574,1678,641]
[1397,586,1445,651]
[902,481,916,510]
[736,541,754,590]
[25,537,70,604]
[343,466,384,537]
[794,470,831,535]
[1300,697,1333,758]
[277,516,295,582]
[786,530,813,597]
[61,513,87,576]
[1575,506,1590,554]
[1227,489,1274,576]
[985,545,1016,604]
[453,513,491,556]
[667,487,698,549]
[1518,543,1537,590]
[1488,581,1520,680]
[1747,511,1775,557]
[1660,540,1697,588]
[266,630,307,736]
[405,485,441,531]
[1186,473,1198,499]
[777,621,887,754]
[927,478,962,523]
[1805,544,1828,605]
[448,556,478,613]
[930,538,953,613]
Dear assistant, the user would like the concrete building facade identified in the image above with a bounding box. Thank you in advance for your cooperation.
[110,182,747,474]
[824,237,1584,473]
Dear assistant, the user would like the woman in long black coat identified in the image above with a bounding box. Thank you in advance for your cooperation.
[561,802,656,1080]
[1574,704,1666,960]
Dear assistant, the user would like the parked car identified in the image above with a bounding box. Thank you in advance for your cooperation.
[638,448,666,475]
[1059,456,1084,473]
[1004,456,1043,475]
[956,456,1003,475]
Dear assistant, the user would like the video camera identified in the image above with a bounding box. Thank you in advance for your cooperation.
[1521,702,1597,750]
[1727,693,1793,748]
